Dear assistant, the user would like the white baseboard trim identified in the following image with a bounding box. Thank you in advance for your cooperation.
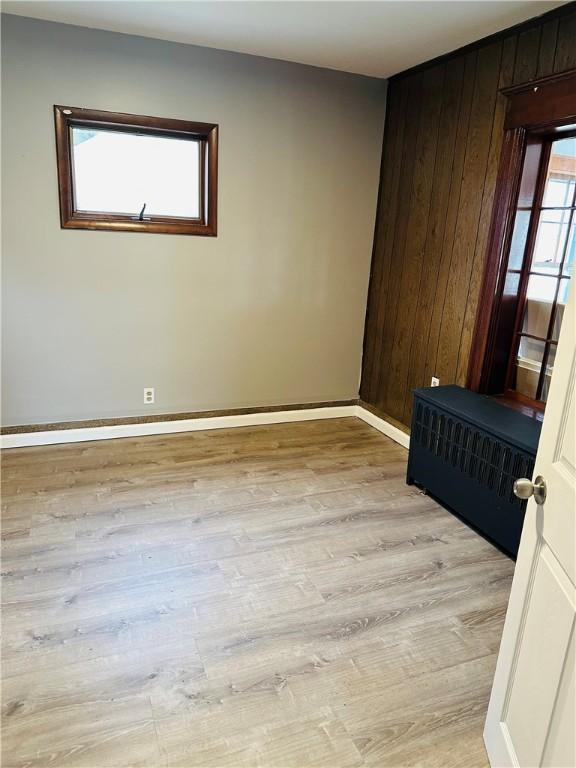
[1,405,410,450]
[355,406,410,449]
[0,406,356,448]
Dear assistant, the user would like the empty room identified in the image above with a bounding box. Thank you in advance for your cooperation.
[1,2,575,767]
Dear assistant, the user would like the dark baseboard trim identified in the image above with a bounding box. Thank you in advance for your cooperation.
[1,399,359,435]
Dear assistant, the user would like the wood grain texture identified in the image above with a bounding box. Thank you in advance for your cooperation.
[360,3,576,429]
[1,419,513,767]
[372,73,423,414]
[466,69,576,398]
[455,35,518,389]
[385,64,444,419]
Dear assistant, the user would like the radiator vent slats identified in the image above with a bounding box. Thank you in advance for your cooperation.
[413,403,534,509]
[408,387,541,557]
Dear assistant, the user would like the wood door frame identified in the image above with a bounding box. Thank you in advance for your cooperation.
[466,69,576,394]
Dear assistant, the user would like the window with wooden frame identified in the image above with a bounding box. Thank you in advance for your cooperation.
[507,135,575,405]
[468,71,576,417]
[54,106,218,236]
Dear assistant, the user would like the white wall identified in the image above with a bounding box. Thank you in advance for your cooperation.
[1,14,386,426]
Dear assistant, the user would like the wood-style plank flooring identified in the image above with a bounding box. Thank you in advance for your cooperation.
[1,418,514,767]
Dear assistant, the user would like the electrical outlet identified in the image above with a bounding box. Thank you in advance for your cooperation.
[143,387,155,404]
[431,376,440,387]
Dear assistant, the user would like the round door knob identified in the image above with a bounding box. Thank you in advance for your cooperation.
[513,476,547,505]
[513,478,534,499]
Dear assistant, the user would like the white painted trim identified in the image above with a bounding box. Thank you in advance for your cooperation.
[0,406,357,448]
[0,404,410,450]
[355,406,410,449]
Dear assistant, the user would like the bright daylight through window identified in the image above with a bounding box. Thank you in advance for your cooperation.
[513,136,575,403]
[54,106,218,236]
[72,128,201,219]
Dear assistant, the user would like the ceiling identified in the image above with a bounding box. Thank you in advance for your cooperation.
[1,1,566,78]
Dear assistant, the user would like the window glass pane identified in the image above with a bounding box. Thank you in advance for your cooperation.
[514,337,546,400]
[526,273,558,303]
[504,271,520,296]
[552,279,571,342]
[541,345,556,403]
[71,127,200,218]
[518,141,543,207]
[543,178,575,207]
[542,136,576,207]
[531,208,571,274]
[508,210,530,270]
[521,275,556,338]
[563,219,575,277]
[558,276,571,305]
[505,136,574,406]
[532,208,571,273]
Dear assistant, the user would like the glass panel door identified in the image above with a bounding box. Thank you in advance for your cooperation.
[510,136,575,404]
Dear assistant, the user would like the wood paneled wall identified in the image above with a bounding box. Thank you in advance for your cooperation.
[360,3,576,429]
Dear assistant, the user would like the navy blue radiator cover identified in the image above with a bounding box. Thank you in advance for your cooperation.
[407,385,542,557]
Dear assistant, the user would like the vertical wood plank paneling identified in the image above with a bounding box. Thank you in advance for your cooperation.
[435,41,503,386]
[424,51,477,396]
[536,18,559,77]
[385,64,445,418]
[455,35,518,387]
[401,58,466,423]
[373,73,423,412]
[512,27,542,84]
[363,81,411,404]
[360,5,576,429]
[361,84,403,403]
[554,9,576,72]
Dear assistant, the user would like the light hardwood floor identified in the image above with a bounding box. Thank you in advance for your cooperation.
[1,418,514,768]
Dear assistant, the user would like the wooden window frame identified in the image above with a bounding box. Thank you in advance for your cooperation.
[54,105,218,236]
[467,70,576,410]
[503,133,575,406]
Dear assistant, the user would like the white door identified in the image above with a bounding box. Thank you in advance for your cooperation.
[484,280,576,767]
